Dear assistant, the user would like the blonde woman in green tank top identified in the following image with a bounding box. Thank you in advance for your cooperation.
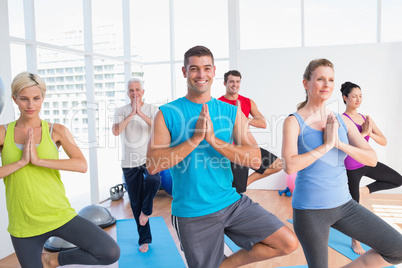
[0,72,119,268]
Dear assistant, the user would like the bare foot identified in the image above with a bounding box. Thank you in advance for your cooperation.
[41,252,59,268]
[139,211,150,226]
[139,243,149,253]
[359,186,370,201]
[351,239,366,255]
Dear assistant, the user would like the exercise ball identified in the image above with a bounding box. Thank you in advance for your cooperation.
[0,77,6,116]
[286,172,297,193]
[160,169,173,196]
[44,236,77,252]
[78,204,116,228]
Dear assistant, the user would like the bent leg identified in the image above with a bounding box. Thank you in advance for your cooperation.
[333,200,402,267]
[221,226,297,268]
[57,216,120,265]
[365,162,402,194]
[247,158,282,187]
[221,195,298,267]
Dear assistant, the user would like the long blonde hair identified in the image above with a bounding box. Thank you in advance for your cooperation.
[297,59,334,110]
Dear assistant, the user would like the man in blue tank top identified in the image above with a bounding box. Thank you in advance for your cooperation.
[146,46,298,268]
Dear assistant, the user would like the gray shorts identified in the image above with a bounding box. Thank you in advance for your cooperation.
[171,194,284,268]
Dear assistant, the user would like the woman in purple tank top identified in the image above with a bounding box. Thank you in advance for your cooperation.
[341,81,402,255]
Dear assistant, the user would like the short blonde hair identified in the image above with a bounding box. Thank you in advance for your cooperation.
[11,72,46,99]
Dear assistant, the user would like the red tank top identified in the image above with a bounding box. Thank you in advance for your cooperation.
[218,94,251,117]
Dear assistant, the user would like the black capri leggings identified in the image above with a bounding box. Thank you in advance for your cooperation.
[347,161,402,202]
[11,215,120,268]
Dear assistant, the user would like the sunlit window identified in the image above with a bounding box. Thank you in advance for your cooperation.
[35,0,84,50]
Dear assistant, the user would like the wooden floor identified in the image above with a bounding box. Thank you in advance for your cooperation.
[1,189,402,268]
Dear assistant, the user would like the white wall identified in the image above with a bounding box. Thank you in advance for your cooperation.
[240,42,402,194]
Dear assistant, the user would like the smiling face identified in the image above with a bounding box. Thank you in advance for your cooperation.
[303,66,335,102]
[344,87,362,109]
[13,85,44,118]
[127,81,144,102]
[182,55,216,95]
[224,74,241,95]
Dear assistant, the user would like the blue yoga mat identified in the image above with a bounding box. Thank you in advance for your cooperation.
[224,234,241,253]
[116,217,186,268]
[287,219,396,268]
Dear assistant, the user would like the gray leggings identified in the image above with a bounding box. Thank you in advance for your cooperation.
[293,200,402,268]
[11,215,120,268]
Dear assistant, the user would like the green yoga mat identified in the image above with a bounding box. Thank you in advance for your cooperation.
[116,217,186,268]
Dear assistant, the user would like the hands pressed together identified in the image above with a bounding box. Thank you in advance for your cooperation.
[21,128,40,167]
[361,115,373,137]
[323,113,339,150]
[129,95,144,117]
[193,104,215,145]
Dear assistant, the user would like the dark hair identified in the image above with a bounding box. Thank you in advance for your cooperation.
[224,70,242,83]
[184,45,214,69]
[297,58,334,110]
[340,81,360,104]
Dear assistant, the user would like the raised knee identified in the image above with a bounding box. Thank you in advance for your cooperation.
[97,243,120,265]
[281,233,299,255]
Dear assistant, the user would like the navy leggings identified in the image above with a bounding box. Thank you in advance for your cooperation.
[347,161,402,202]
[294,200,402,268]
[123,164,161,245]
[11,215,120,268]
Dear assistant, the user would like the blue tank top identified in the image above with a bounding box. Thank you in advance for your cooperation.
[160,97,240,217]
[291,112,352,210]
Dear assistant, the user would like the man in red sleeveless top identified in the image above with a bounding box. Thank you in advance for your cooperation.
[218,70,282,193]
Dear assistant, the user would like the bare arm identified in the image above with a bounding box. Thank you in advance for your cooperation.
[146,110,204,175]
[366,116,387,146]
[248,99,267,129]
[0,125,29,179]
[112,103,136,136]
[30,124,87,173]
[205,105,261,170]
[136,98,153,126]
[338,115,377,166]
[282,115,335,175]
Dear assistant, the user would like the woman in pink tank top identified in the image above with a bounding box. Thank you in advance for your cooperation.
[341,81,402,255]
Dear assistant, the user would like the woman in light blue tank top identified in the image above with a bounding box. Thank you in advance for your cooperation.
[282,59,402,268]
[340,81,402,255]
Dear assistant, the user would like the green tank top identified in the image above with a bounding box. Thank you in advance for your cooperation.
[2,121,76,238]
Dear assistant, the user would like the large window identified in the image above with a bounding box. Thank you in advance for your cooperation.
[130,0,171,62]
[35,0,84,50]
[92,0,124,57]
[4,0,402,209]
